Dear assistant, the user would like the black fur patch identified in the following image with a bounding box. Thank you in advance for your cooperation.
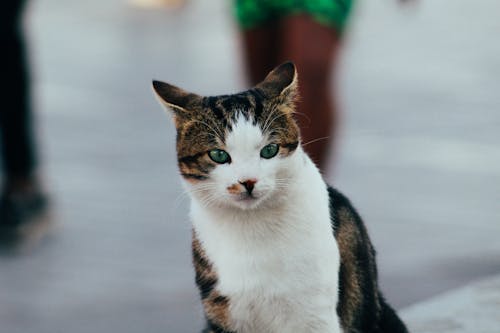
[328,187,408,332]
[180,173,208,181]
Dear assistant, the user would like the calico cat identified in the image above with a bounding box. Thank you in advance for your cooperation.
[152,62,408,333]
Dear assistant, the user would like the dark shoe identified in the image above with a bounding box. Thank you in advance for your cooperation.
[0,190,49,229]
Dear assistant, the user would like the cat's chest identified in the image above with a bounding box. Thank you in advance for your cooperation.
[193,208,341,332]
[212,229,337,292]
[212,231,340,333]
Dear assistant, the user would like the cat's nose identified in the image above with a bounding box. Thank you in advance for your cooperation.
[239,179,257,195]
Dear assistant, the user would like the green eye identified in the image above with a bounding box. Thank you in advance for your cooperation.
[208,149,231,164]
[260,143,279,159]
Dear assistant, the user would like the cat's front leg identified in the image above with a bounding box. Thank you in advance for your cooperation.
[201,308,237,333]
[201,324,235,333]
[200,292,236,333]
[193,233,236,333]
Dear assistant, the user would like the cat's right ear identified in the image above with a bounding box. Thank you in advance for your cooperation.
[152,80,202,116]
[255,62,298,102]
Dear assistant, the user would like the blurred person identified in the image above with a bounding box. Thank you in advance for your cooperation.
[234,0,355,172]
[235,0,413,172]
[0,0,47,228]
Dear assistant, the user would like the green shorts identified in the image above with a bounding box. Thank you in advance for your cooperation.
[234,0,354,31]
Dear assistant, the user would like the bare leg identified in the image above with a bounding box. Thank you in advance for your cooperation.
[278,14,341,171]
[240,21,280,85]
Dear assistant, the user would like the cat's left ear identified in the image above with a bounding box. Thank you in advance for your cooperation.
[152,80,203,116]
[255,62,298,104]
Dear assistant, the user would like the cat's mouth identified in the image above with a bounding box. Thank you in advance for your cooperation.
[235,193,259,202]
[232,192,264,209]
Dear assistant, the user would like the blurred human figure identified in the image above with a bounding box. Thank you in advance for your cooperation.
[0,0,47,228]
[235,0,355,172]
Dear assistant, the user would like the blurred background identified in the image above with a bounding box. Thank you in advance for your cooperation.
[0,0,499,332]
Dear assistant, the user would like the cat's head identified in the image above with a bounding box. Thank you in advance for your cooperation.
[153,62,301,210]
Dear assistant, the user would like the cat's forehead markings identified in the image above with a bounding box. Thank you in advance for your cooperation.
[225,113,264,151]
[203,96,226,121]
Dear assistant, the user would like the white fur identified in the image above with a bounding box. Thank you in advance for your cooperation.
[185,115,342,333]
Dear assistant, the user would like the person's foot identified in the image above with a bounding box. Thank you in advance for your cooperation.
[0,179,48,229]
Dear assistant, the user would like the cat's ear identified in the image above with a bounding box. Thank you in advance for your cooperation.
[255,62,298,101]
[152,80,202,115]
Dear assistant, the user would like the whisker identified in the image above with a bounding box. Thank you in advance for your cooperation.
[173,191,191,209]
[262,107,284,134]
[301,136,330,147]
[173,183,217,209]
[200,193,221,209]
[262,109,288,135]
[292,111,311,124]
[261,107,279,134]
[190,119,225,143]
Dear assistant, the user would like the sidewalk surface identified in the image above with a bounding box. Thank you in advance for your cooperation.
[0,0,499,332]
[402,274,500,333]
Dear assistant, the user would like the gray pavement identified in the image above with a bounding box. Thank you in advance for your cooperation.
[402,274,500,333]
[0,0,499,332]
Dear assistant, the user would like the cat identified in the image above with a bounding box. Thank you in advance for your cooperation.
[152,62,408,333]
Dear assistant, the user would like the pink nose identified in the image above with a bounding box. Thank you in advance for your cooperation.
[239,179,257,194]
